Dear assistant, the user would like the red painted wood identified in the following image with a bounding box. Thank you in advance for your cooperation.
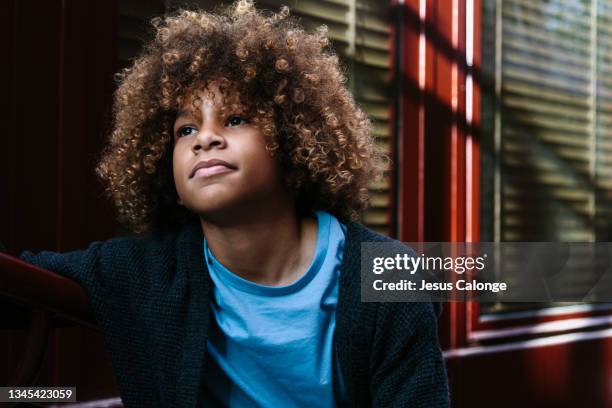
[0,253,94,326]
[465,0,482,339]
[393,0,472,349]
[421,0,469,349]
[468,0,481,246]
[446,335,612,407]
[395,0,426,243]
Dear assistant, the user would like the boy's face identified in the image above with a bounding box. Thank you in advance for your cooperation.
[172,81,287,220]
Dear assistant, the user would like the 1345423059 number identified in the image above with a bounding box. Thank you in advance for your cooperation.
[0,387,76,403]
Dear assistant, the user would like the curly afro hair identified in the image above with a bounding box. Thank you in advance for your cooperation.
[96,0,386,234]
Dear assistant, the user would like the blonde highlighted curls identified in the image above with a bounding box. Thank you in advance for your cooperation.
[96,0,386,233]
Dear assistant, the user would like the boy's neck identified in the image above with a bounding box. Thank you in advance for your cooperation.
[199,204,318,286]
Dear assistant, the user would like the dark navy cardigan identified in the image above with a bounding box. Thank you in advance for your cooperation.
[20,222,449,407]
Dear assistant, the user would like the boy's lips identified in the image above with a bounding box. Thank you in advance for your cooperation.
[190,158,237,179]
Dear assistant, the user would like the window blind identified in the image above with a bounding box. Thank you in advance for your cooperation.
[482,0,612,243]
[481,0,612,314]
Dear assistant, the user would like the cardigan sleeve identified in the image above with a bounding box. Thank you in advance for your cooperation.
[19,242,105,291]
[17,235,153,323]
[369,301,450,408]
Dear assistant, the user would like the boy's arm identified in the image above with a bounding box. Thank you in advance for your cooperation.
[370,301,450,408]
[19,242,106,291]
[16,237,146,315]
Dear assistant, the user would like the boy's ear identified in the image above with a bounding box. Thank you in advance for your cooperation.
[177,197,184,206]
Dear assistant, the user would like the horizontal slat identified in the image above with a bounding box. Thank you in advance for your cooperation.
[363,210,389,227]
[504,127,590,149]
[297,18,351,43]
[503,231,593,241]
[503,80,589,107]
[503,171,592,191]
[503,195,590,214]
[360,85,391,104]
[505,0,591,17]
[503,155,590,175]
[368,176,390,190]
[503,50,590,82]
[503,151,590,170]
[596,86,612,100]
[503,5,591,41]
[351,46,389,68]
[356,0,390,15]
[503,94,590,122]
[503,217,592,231]
[502,182,591,202]
[602,24,612,37]
[354,31,390,52]
[599,102,612,117]
[596,72,612,90]
[504,199,591,214]
[360,103,389,121]
[286,0,349,26]
[370,192,390,208]
[597,154,612,169]
[502,138,591,162]
[355,10,391,35]
[503,109,590,136]
[503,66,590,96]
[503,34,589,68]
[372,121,389,137]
[596,143,612,157]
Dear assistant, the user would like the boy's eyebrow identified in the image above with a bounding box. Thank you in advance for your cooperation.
[174,102,250,123]
[176,109,192,120]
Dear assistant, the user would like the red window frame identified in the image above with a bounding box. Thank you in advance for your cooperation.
[390,0,612,350]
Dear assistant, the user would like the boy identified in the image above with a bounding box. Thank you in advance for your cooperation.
[18,1,449,406]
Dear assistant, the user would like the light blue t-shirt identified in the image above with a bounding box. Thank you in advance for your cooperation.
[202,211,347,407]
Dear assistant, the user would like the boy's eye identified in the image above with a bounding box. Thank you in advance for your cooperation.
[226,116,249,127]
[177,126,198,137]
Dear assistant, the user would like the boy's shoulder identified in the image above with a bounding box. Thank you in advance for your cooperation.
[344,221,417,259]
[345,221,395,244]
[342,221,442,317]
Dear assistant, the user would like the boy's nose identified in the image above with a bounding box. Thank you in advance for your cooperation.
[192,127,226,153]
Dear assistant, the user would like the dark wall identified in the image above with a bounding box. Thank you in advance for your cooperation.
[1,0,123,400]
[1,0,119,256]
